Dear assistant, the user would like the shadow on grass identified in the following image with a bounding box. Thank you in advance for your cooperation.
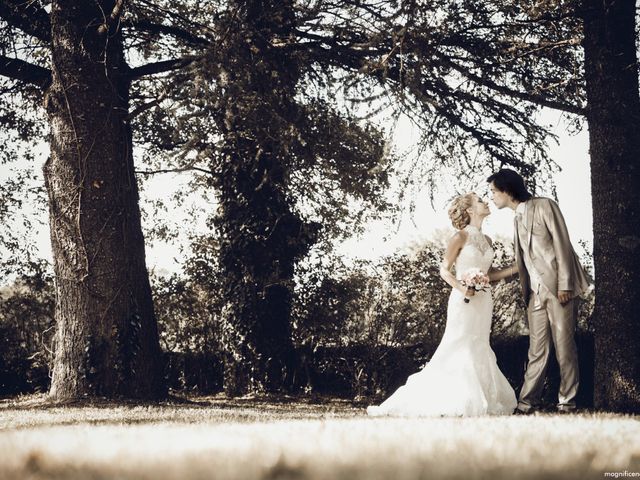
[0,393,363,430]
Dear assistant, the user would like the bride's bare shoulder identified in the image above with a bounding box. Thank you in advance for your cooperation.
[447,229,468,250]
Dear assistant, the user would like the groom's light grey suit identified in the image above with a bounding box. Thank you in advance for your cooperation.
[514,197,590,411]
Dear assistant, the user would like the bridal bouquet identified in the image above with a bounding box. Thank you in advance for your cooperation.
[460,268,490,303]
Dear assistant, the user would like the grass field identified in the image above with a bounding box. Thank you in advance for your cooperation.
[0,394,638,480]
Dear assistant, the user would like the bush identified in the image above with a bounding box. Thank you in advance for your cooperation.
[164,351,224,394]
[151,271,223,356]
[0,260,54,396]
[0,236,596,403]
[296,333,594,408]
[292,243,450,351]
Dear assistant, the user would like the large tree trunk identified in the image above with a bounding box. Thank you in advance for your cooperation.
[44,1,165,400]
[210,0,317,396]
[581,0,640,412]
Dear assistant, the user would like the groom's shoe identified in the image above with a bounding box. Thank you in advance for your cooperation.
[556,405,577,415]
[514,401,537,415]
[514,406,537,415]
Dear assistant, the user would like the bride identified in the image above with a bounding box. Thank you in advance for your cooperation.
[367,193,518,417]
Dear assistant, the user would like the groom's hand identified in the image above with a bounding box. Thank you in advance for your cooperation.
[558,290,572,304]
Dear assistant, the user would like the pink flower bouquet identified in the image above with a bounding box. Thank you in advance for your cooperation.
[460,268,490,303]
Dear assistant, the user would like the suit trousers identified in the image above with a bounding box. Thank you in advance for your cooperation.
[517,285,579,410]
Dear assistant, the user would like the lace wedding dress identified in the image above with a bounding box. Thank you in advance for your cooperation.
[367,225,517,417]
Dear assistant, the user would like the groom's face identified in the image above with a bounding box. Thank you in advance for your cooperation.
[489,182,510,209]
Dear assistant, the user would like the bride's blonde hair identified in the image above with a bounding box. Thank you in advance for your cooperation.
[448,193,475,230]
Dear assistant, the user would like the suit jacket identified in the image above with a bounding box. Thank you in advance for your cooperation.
[514,197,590,306]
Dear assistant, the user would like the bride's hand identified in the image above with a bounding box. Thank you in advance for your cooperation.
[463,287,475,297]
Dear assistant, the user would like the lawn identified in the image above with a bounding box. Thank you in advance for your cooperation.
[0,394,638,480]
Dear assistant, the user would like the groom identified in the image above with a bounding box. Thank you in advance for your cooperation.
[488,169,590,414]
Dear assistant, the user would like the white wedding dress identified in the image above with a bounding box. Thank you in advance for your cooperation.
[367,225,517,417]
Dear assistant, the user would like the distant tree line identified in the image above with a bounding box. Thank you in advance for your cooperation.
[1,238,595,404]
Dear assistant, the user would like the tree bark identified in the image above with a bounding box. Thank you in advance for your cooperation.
[45,0,165,400]
[581,0,640,412]
[210,0,317,396]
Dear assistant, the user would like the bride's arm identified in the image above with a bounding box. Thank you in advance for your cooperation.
[483,235,518,283]
[439,231,473,295]
[489,262,518,283]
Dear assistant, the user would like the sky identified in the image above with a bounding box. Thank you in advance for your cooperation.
[336,110,592,262]
[2,108,592,277]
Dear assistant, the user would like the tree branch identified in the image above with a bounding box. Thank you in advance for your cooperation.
[302,30,585,118]
[441,56,586,116]
[0,55,51,88]
[130,19,211,46]
[135,166,215,176]
[0,0,51,42]
[97,0,126,35]
[134,0,217,36]
[128,56,199,80]
[127,88,170,119]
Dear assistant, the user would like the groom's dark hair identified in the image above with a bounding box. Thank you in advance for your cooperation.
[487,169,532,202]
